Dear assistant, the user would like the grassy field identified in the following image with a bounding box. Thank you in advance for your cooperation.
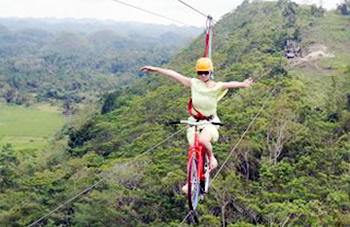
[0,103,65,150]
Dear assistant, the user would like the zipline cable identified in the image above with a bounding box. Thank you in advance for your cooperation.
[210,86,278,185]
[27,180,104,227]
[179,210,194,226]
[177,0,207,18]
[110,0,190,26]
[28,127,186,227]
[176,0,218,23]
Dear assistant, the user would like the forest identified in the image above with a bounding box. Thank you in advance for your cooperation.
[0,0,350,226]
[0,19,200,113]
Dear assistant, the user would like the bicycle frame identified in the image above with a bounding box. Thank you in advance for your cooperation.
[188,125,207,181]
[168,119,222,210]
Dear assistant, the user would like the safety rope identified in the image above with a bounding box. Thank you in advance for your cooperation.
[28,127,186,227]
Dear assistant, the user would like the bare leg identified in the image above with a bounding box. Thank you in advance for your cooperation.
[198,129,218,170]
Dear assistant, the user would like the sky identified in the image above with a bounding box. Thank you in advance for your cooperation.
[0,0,345,27]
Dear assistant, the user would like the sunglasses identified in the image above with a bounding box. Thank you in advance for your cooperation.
[197,71,210,75]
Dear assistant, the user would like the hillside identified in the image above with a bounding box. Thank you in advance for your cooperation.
[0,19,200,111]
[290,10,350,104]
[0,0,349,226]
[0,18,202,37]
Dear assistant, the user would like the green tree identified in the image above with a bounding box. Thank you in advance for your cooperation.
[0,144,18,192]
[336,0,350,15]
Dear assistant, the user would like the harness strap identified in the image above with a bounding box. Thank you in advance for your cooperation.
[203,17,213,58]
[188,97,213,121]
[203,27,210,57]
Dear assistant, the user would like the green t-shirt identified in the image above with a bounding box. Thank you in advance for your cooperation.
[190,78,228,117]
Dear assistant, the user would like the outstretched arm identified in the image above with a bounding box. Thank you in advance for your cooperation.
[140,66,191,89]
[222,78,254,89]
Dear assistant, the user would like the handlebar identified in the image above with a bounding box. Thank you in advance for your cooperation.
[168,120,223,126]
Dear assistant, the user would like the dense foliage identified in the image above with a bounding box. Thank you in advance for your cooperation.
[0,20,199,111]
[337,0,350,15]
[0,0,350,226]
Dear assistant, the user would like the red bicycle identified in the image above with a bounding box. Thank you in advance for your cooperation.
[170,120,222,210]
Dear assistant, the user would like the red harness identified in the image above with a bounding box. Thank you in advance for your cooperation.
[188,97,213,121]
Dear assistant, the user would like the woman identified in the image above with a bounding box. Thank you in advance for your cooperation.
[141,57,253,192]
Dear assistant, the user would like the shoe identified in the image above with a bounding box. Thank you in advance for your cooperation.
[182,184,188,195]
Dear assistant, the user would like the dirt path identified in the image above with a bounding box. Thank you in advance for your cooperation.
[288,44,335,67]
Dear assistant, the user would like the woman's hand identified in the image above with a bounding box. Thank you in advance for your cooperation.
[243,78,254,88]
[140,66,158,72]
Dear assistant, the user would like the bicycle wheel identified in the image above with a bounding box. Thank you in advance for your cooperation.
[203,155,210,193]
[187,153,200,211]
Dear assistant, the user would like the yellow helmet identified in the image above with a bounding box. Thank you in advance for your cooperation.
[196,57,213,72]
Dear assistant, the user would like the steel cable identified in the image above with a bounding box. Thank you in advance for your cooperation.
[28,127,186,226]
[176,0,218,23]
[111,0,190,26]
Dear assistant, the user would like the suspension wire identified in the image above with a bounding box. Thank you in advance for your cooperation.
[179,210,194,226]
[27,180,104,227]
[28,127,186,227]
[110,0,190,26]
[176,0,218,23]
[177,0,207,17]
[210,86,278,185]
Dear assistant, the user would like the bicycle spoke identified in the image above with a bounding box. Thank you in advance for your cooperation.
[188,155,200,211]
